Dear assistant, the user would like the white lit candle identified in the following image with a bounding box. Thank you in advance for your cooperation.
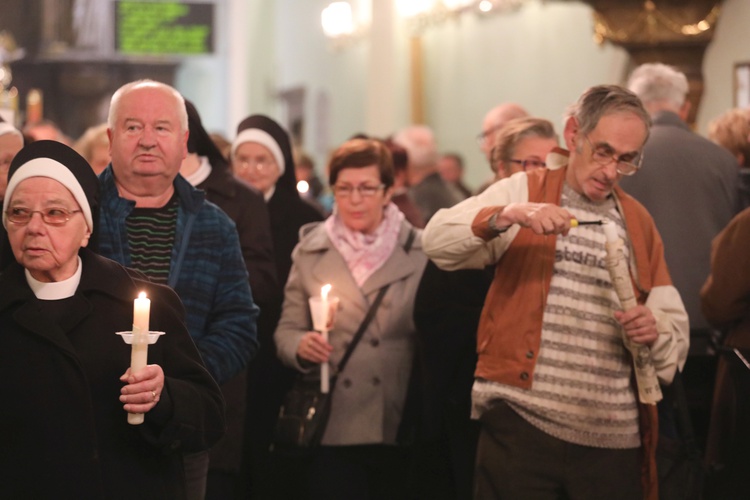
[134,291,150,333]
[129,292,151,425]
[602,221,662,404]
[602,219,619,243]
[320,284,331,394]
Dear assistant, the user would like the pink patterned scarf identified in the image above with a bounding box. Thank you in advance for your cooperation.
[325,202,404,287]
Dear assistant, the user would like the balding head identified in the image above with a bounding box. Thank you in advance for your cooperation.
[479,103,529,160]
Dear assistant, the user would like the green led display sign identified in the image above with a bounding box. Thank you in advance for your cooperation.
[115,1,214,55]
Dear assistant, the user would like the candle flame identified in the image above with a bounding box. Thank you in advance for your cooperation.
[321,284,332,301]
[138,291,148,300]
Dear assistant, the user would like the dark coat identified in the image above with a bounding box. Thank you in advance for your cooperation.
[0,249,225,499]
[268,167,324,289]
[619,111,740,334]
[199,165,279,309]
[409,260,490,499]
[197,158,279,474]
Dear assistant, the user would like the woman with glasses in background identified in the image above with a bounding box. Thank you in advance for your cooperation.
[0,140,224,498]
[476,116,558,194]
[275,138,428,499]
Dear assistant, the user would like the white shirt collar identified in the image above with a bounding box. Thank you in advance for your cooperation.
[184,156,213,186]
[25,256,83,300]
[264,185,276,202]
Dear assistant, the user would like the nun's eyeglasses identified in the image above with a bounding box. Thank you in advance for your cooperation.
[5,207,82,226]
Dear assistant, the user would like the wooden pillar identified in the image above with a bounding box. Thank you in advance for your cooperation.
[409,35,424,125]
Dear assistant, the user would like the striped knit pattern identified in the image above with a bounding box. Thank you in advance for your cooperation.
[126,197,178,284]
[473,183,640,449]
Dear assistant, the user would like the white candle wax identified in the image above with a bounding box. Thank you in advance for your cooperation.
[602,219,619,243]
[129,292,151,425]
[320,284,332,394]
[133,292,150,333]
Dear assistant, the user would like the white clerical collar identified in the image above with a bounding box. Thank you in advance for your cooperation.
[184,156,213,186]
[25,256,83,300]
[263,185,276,202]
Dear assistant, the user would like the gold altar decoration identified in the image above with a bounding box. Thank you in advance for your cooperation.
[591,0,721,46]
[580,0,725,126]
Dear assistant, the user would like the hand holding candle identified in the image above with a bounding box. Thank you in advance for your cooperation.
[309,284,339,393]
[602,220,663,404]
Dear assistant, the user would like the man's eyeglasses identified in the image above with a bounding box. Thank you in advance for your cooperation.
[332,184,385,198]
[584,135,643,176]
[5,207,82,226]
[508,159,546,171]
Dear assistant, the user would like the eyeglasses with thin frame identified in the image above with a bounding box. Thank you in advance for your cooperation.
[332,184,385,198]
[5,207,82,226]
[235,158,275,172]
[508,159,546,171]
[584,135,643,176]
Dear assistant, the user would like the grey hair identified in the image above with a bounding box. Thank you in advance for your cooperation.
[392,124,438,173]
[566,84,651,138]
[490,117,558,175]
[107,79,188,132]
[627,63,688,109]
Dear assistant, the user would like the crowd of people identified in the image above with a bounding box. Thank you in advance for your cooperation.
[0,62,749,500]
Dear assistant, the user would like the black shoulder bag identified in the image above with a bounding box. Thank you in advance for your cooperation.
[273,229,416,449]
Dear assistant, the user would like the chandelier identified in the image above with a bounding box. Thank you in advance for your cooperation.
[321,0,531,42]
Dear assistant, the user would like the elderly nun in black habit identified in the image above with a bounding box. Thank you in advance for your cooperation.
[180,100,282,498]
[0,140,225,498]
[230,116,325,497]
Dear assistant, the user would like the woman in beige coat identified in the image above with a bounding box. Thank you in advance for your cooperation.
[274,138,427,499]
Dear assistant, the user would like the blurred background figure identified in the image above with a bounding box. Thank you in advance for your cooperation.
[73,122,110,175]
[275,138,427,500]
[476,103,530,192]
[708,107,750,210]
[0,120,24,203]
[230,114,323,499]
[477,102,529,162]
[701,207,750,499]
[489,117,559,180]
[438,152,472,200]
[180,99,278,499]
[384,138,424,228]
[231,114,324,287]
[0,120,25,268]
[294,150,328,214]
[394,124,461,223]
[23,118,72,145]
[622,63,741,452]
[210,132,232,162]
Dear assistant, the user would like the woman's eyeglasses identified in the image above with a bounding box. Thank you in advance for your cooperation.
[332,184,385,198]
[5,207,82,226]
[508,159,546,171]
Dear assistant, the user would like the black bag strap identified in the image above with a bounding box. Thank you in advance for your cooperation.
[335,228,417,375]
